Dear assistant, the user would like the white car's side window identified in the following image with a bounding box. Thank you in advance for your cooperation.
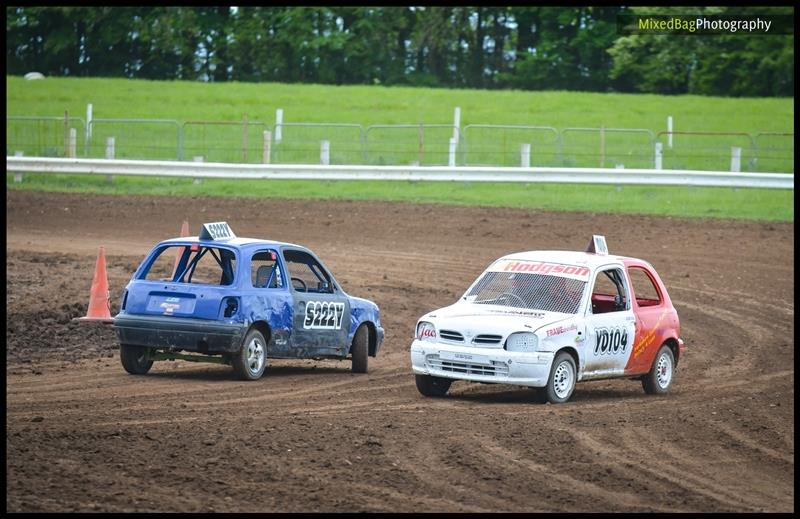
[590,267,629,314]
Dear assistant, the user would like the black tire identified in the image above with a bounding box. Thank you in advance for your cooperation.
[543,352,577,404]
[231,329,267,381]
[415,374,452,397]
[529,387,548,403]
[642,345,675,395]
[351,325,369,373]
[120,344,153,375]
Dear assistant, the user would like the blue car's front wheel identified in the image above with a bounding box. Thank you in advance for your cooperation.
[351,325,369,373]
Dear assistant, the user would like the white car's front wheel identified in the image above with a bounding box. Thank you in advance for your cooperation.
[415,374,452,397]
[543,352,576,404]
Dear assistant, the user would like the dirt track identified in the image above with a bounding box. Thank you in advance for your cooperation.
[6,190,794,512]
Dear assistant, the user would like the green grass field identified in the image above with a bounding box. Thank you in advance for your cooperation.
[5,76,795,222]
[5,76,794,132]
[7,173,793,222]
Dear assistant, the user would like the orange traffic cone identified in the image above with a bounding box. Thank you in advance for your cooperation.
[74,245,114,323]
[172,220,190,279]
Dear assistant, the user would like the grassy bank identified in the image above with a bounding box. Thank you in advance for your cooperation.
[7,173,793,222]
[6,76,793,132]
[6,76,794,221]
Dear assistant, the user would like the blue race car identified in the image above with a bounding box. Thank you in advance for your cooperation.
[113,222,384,380]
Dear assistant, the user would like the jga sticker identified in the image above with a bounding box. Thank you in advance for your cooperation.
[303,301,345,330]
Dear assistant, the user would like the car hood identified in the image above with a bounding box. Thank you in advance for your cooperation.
[421,302,574,346]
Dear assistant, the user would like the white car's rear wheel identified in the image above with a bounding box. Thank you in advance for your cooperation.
[642,345,674,395]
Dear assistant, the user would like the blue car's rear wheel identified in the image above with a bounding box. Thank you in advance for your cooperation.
[232,329,267,381]
[120,344,153,375]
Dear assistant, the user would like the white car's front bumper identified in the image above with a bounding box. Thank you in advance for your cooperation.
[410,339,554,387]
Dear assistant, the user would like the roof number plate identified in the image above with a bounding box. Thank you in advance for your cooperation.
[199,222,236,241]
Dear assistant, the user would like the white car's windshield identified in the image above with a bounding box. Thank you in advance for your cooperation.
[466,271,586,314]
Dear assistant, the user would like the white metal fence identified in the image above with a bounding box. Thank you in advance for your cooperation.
[6,156,793,189]
[6,116,794,173]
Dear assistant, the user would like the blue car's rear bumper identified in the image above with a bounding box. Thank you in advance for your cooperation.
[114,314,246,353]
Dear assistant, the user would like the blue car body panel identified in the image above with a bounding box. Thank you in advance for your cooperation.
[114,236,384,359]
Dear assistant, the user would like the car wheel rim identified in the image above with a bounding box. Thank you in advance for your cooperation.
[247,337,265,375]
[553,360,574,399]
[656,352,672,389]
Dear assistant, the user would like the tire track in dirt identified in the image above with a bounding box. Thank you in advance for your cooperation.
[6,191,794,512]
[476,433,663,511]
[614,427,790,511]
[381,437,518,511]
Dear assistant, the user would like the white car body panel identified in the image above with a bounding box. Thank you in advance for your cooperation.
[410,250,635,388]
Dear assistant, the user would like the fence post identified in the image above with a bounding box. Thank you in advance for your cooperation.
[63,110,69,157]
[321,140,330,165]
[105,137,115,160]
[105,137,115,182]
[599,125,605,168]
[13,151,23,182]
[193,156,203,184]
[447,138,456,167]
[263,130,272,164]
[68,128,77,158]
[86,103,93,156]
[667,116,673,149]
[418,124,424,165]
[453,107,460,145]
[242,114,248,163]
[654,142,663,170]
[731,147,742,172]
[275,108,283,144]
[86,104,93,140]
[520,143,531,168]
[177,123,184,161]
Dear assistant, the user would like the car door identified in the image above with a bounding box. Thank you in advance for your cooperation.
[248,248,294,357]
[282,248,351,357]
[623,264,670,375]
[582,265,636,379]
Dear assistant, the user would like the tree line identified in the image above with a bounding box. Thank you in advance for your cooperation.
[6,6,794,97]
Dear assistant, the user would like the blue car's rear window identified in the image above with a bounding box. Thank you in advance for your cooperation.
[142,245,237,286]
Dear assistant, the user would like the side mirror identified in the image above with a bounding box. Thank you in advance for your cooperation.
[318,281,332,293]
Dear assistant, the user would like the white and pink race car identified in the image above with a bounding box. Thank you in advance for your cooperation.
[410,236,685,404]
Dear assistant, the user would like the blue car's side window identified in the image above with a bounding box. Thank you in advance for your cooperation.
[251,249,283,289]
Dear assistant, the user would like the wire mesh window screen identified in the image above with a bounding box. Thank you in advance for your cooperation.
[467,271,586,314]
